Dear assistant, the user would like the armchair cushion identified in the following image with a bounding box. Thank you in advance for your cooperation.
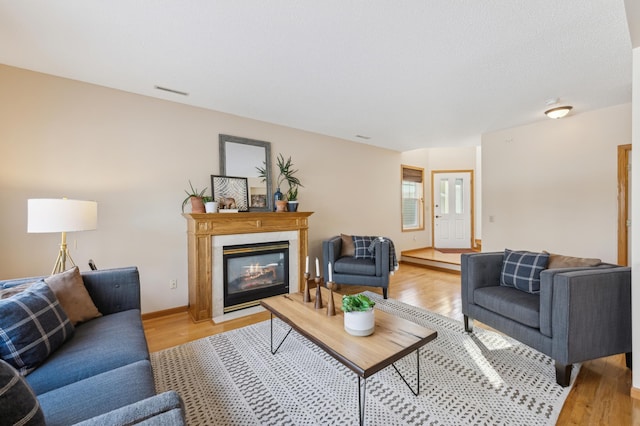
[544,251,601,269]
[353,236,376,259]
[500,249,549,294]
[333,256,376,276]
[0,281,74,375]
[340,234,355,257]
[474,286,540,328]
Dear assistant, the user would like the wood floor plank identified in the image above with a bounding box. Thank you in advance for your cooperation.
[143,262,637,424]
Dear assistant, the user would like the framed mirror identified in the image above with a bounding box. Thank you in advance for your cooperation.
[219,134,272,211]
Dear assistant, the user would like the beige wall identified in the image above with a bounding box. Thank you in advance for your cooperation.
[630,46,640,391]
[482,103,631,262]
[0,64,410,313]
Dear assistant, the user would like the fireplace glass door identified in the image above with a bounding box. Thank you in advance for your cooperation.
[223,241,289,312]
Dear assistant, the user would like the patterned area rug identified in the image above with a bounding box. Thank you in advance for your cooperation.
[151,292,577,425]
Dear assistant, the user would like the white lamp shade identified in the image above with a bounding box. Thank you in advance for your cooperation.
[28,199,98,233]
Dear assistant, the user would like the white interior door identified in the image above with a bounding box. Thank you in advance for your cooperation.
[433,172,472,249]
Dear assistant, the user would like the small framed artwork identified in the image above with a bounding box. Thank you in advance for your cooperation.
[211,175,249,212]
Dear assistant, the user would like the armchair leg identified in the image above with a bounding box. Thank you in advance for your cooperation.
[382,288,388,299]
[626,352,632,370]
[555,362,572,387]
[463,315,473,333]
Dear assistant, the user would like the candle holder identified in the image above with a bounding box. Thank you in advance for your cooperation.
[314,276,324,309]
[326,281,337,316]
[303,272,311,303]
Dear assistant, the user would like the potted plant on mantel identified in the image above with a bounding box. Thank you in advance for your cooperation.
[341,294,376,336]
[257,153,304,212]
[181,180,207,213]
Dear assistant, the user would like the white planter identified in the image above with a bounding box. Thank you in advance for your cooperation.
[205,201,218,213]
[344,309,375,336]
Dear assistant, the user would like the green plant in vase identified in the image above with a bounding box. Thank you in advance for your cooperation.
[181,180,207,213]
[342,294,376,336]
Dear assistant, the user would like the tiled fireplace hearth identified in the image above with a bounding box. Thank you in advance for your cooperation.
[184,212,312,323]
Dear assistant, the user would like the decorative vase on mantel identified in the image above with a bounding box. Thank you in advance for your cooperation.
[287,200,299,212]
[273,188,284,211]
[275,200,288,212]
[190,196,205,213]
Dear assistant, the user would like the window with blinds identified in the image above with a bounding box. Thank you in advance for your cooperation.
[401,165,424,231]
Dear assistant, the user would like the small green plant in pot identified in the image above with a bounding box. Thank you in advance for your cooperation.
[342,294,376,336]
[181,180,207,213]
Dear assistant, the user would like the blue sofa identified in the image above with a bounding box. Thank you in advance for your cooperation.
[0,267,185,425]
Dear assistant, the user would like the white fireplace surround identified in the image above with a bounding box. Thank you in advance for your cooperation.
[212,230,299,322]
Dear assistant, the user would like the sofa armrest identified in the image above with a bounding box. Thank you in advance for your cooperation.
[73,391,185,426]
[373,238,390,276]
[81,267,141,315]
[322,236,342,276]
[548,267,631,364]
[461,252,503,313]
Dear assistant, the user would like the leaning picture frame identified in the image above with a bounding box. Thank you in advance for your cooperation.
[211,175,249,212]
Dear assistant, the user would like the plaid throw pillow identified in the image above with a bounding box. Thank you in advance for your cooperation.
[0,359,45,425]
[353,236,376,259]
[500,249,549,294]
[0,280,74,375]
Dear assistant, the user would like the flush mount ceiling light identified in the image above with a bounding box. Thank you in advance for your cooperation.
[544,98,573,119]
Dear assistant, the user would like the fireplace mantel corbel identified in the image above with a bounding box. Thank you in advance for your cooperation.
[184,212,313,322]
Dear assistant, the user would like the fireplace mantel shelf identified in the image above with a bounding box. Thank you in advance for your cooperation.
[184,212,313,322]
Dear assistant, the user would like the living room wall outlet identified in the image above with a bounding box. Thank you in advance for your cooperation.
[169,279,177,289]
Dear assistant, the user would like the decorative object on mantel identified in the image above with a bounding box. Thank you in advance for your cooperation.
[342,293,376,336]
[256,154,303,212]
[202,196,218,213]
[219,134,273,212]
[211,175,249,212]
[182,180,207,213]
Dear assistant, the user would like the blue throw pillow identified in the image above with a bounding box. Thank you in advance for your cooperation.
[500,249,549,294]
[0,280,74,375]
[0,359,45,425]
[353,236,377,260]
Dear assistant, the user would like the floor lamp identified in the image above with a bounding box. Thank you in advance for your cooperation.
[28,198,98,275]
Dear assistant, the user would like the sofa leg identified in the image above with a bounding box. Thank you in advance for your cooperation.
[463,315,473,333]
[626,352,632,370]
[555,362,572,387]
[382,288,388,299]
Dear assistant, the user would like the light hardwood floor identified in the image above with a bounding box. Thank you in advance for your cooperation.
[143,263,638,425]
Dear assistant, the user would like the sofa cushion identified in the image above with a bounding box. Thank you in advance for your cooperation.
[340,234,355,257]
[38,360,156,426]
[500,249,549,294]
[544,251,602,269]
[26,309,149,395]
[353,236,376,260]
[474,286,540,328]
[0,281,74,375]
[44,267,102,325]
[334,257,376,276]
[0,359,45,426]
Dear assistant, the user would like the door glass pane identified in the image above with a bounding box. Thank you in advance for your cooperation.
[455,178,463,214]
[440,180,449,214]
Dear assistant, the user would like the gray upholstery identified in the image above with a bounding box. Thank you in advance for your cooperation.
[322,235,390,298]
[461,252,632,386]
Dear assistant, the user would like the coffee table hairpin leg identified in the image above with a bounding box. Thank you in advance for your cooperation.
[269,313,293,355]
[358,348,421,425]
[391,347,421,396]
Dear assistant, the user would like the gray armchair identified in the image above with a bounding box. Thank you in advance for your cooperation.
[322,235,391,298]
[461,252,632,386]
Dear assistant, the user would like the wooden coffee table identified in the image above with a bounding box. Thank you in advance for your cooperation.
[260,287,437,425]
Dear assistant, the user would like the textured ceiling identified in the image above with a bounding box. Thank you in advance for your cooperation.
[0,1,633,151]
